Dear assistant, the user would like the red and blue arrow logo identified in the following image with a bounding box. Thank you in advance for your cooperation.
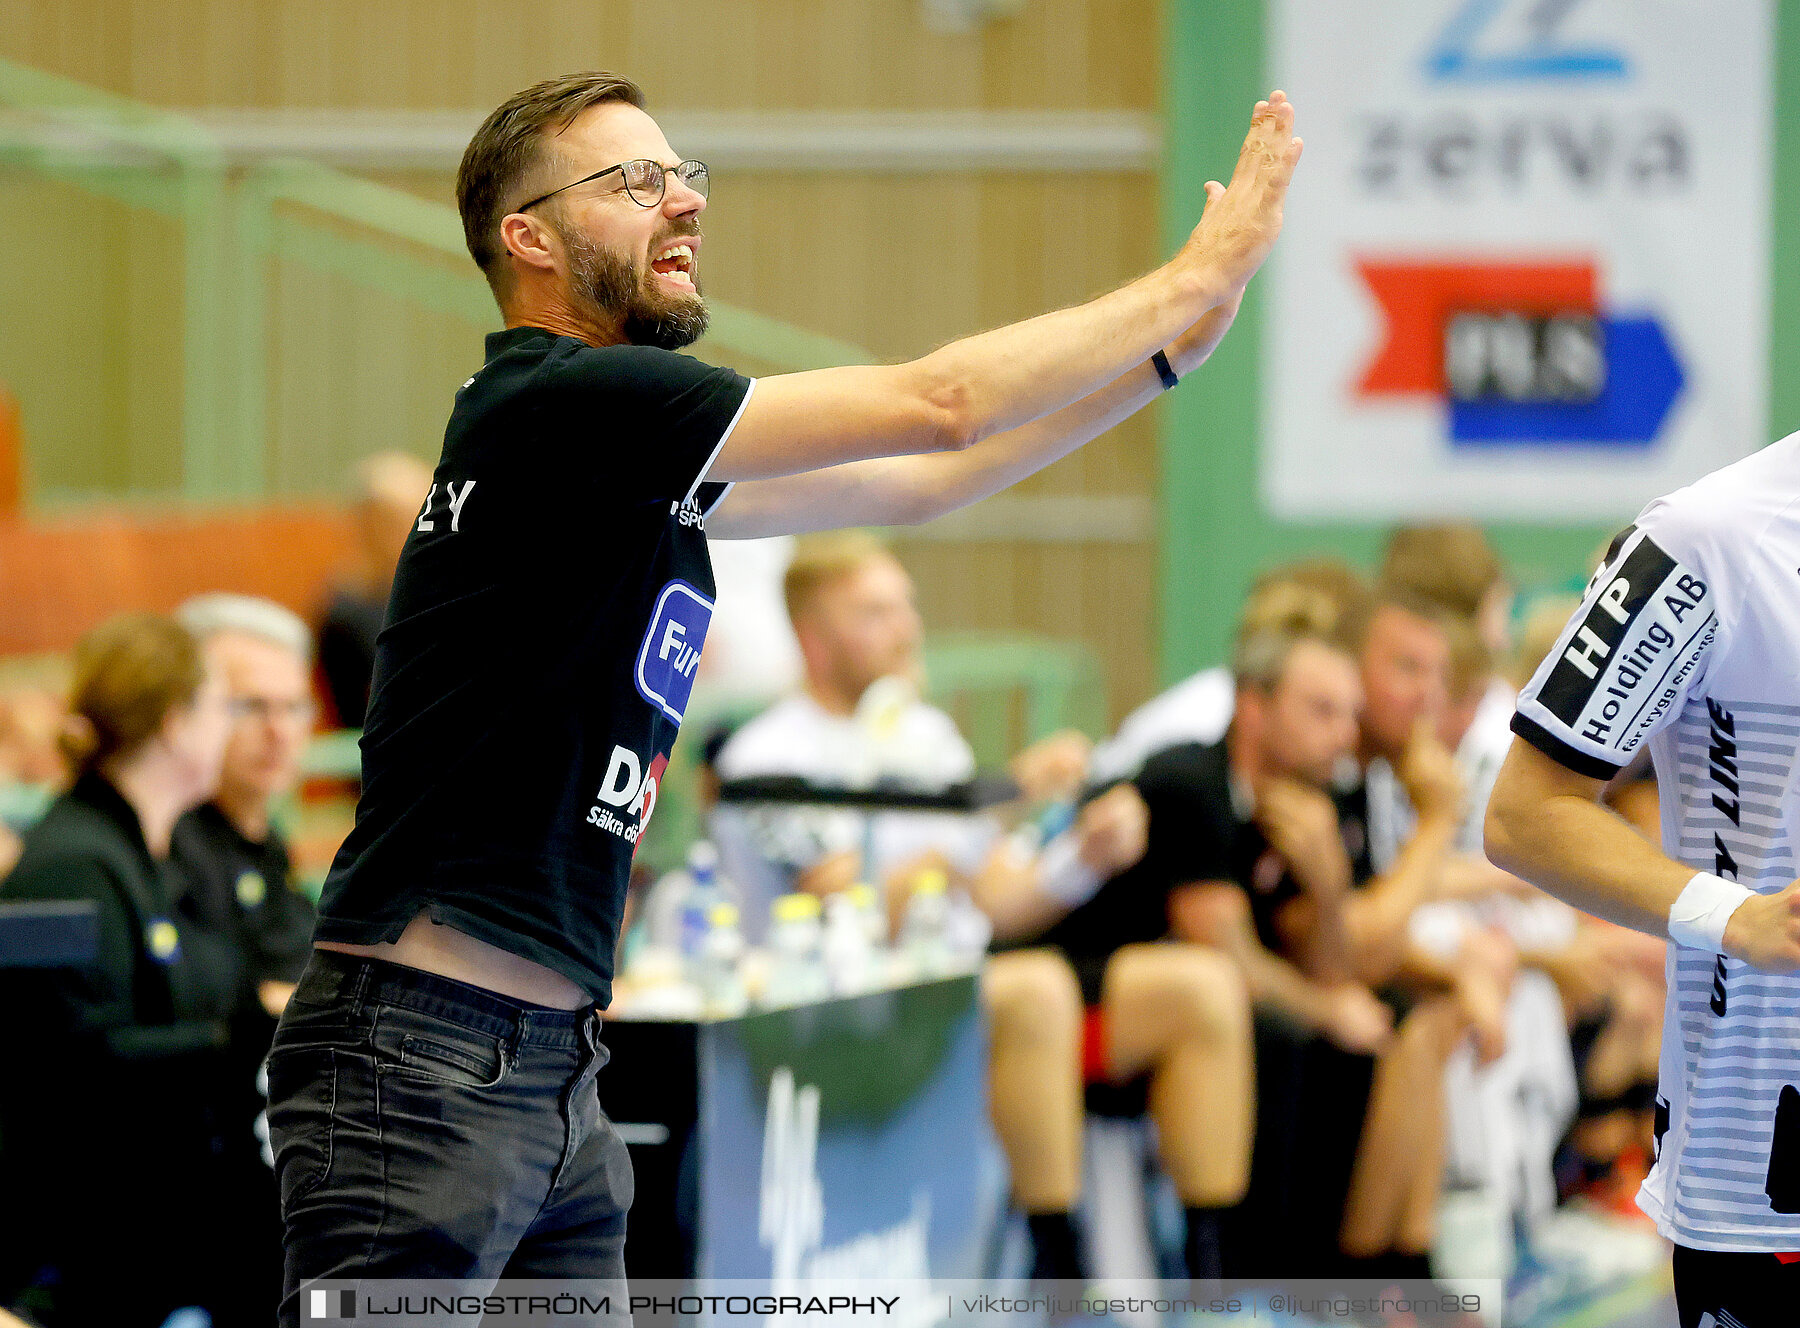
[1354,258,1684,447]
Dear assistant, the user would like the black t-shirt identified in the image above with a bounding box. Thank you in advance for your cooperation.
[171,801,317,997]
[0,774,243,1325]
[313,327,753,1003]
[317,587,386,728]
[1041,739,1373,974]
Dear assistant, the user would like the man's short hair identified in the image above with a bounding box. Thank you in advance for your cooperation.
[1441,611,1494,701]
[456,72,647,296]
[1379,523,1505,619]
[1342,581,1453,654]
[782,532,892,626]
[1510,593,1583,689]
[1237,557,1370,651]
[1231,619,1352,694]
[177,594,314,665]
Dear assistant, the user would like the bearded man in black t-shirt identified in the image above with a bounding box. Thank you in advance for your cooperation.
[264,70,1301,1315]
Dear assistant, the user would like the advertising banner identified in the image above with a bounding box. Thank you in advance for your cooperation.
[1263,0,1772,519]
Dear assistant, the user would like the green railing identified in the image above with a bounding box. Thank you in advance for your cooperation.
[0,57,873,501]
[923,631,1106,766]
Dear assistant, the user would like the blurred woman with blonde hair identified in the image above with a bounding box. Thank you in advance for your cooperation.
[0,612,240,1327]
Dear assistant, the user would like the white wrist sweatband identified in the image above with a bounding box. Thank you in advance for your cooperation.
[1668,871,1754,952]
[1038,831,1104,907]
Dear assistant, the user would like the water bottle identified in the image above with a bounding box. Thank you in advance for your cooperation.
[677,841,727,965]
[763,892,829,1007]
[848,882,887,949]
[822,891,874,995]
[900,868,953,978]
[694,902,748,1017]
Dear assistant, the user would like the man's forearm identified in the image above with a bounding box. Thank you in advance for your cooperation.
[1487,777,1695,936]
[911,263,1226,449]
[1292,888,1356,987]
[1240,942,1337,1032]
[710,303,1235,538]
[1344,811,1456,983]
[896,296,1240,522]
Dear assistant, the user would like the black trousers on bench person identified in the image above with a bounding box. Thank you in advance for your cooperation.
[1223,1007,1377,1279]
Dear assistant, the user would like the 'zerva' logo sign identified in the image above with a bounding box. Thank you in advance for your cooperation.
[635,579,713,723]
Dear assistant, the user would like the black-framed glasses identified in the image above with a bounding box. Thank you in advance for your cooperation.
[228,696,319,725]
[515,159,710,214]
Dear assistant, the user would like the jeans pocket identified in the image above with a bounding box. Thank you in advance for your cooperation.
[394,1033,511,1089]
[372,1007,511,1090]
[265,1047,336,1215]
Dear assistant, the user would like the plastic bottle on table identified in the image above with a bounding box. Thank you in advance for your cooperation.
[848,882,887,949]
[822,891,875,996]
[762,892,829,1008]
[694,902,748,1017]
[674,842,728,964]
[900,868,953,979]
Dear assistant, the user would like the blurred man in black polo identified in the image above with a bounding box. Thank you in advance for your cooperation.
[267,70,1300,1318]
[1103,614,1467,1275]
[172,593,320,1327]
[175,594,319,1020]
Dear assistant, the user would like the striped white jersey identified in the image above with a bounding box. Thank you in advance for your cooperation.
[1512,434,1800,1251]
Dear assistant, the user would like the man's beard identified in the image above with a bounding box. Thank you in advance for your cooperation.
[559,219,709,350]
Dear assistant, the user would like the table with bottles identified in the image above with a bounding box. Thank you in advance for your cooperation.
[597,779,1006,1280]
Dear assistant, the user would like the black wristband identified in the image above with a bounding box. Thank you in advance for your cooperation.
[1151,349,1179,391]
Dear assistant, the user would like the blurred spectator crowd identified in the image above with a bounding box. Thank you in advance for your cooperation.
[0,463,1671,1320]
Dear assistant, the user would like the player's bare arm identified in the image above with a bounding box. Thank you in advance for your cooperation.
[1486,737,1800,971]
[710,93,1300,485]
[709,287,1242,538]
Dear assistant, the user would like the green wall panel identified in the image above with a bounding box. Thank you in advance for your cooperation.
[1156,0,1779,682]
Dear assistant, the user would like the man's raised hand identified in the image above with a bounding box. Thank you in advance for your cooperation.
[1176,91,1303,303]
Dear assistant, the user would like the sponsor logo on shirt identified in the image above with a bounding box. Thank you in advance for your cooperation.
[235,870,266,908]
[586,744,668,851]
[146,917,182,964]
[1534,532,1713,755]
[636,579,713,723]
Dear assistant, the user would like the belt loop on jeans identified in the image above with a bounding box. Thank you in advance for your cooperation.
[347,958,373,1015]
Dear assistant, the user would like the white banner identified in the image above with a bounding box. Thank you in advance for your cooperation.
[1263,0,1772,519]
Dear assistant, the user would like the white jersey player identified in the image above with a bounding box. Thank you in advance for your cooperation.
[1488,433,1800,1328]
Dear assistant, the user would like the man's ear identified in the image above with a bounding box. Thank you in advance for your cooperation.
[1234,682,1267,728]
[500,212,559,274]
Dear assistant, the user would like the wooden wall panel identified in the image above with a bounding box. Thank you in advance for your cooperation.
[2,0,1157,112]
[0,0,1165,723]
[0,505,351,655]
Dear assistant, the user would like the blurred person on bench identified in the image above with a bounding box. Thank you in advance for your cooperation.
[0,614,238,1327]
[711,532,1251,1280]
[1089,557,1371,784]
[0,682,68,877]
[1065,603,1470,1277]
[315,451,434,729]
[174,595,320,1022]
[170,595,324,1323]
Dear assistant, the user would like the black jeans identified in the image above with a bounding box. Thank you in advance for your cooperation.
[1673,1244,1800,1328]
[267,952,632,1326]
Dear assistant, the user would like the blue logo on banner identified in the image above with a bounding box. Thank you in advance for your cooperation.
[1451,314,1684,448]
[1424,0,1629,83]
[636,580,713,723]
